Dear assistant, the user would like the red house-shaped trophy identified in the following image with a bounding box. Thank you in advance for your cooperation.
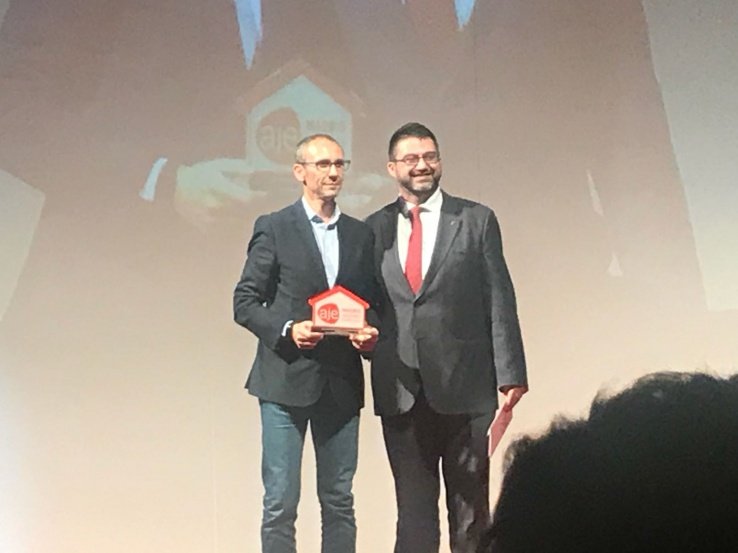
[308,285,368,335]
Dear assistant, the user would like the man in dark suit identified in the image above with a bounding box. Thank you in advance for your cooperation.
[233,134,379,553]
[365,123,528,553]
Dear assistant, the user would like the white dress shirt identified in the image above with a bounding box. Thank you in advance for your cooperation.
[397,186,443,278]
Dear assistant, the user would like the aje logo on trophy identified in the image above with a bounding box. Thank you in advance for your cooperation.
[308,285,369,336]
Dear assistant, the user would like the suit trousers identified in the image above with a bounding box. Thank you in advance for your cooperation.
[259,390,359,553]
[382,390,493,553]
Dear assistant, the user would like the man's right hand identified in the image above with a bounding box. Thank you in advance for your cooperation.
[291,320,324,349]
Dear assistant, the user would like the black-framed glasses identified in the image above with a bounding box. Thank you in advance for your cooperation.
[299,159,351,172]
[392,152,440,166]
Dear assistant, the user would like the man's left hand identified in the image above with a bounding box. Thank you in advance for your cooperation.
[500,385,528,412]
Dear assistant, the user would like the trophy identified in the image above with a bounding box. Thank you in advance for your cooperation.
[308,285,368,335]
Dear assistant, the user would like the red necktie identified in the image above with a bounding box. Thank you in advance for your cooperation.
[405,206,423,294]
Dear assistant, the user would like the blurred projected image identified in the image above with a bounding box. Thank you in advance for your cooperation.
[171,61,392,228]
[0,0,9,26]
[0,170,44,322]
[153,0,483,229]
[643,1,738,311]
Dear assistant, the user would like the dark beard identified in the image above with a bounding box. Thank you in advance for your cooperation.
[399,171,441,197]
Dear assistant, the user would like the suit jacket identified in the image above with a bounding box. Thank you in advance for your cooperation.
[234,199,377,414]
[365,191,527,416]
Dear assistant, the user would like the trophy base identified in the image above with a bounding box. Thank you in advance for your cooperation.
[314,327,359,337]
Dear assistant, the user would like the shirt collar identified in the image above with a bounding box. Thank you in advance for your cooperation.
[301,197,341,227]
[400,186,443,216]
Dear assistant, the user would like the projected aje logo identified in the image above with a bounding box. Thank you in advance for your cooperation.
[255,107,349,167]
[174,61,389,226]
[243,61,358,172]
[255,108,300,166]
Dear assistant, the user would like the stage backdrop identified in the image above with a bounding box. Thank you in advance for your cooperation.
[1,1,736,552]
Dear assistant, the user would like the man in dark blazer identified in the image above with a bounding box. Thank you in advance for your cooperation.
[365,123,528,553]
[233,134,378,553]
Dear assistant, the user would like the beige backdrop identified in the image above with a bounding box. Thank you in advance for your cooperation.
[1,1,736,552]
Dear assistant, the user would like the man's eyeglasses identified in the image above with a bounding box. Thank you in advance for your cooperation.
[392,152,440,166]
[299,159,351,172]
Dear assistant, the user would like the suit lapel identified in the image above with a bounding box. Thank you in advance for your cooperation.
[289,200,329,290]
[378,201,416,300]
[335,214,355,284]
[418,192,462,297]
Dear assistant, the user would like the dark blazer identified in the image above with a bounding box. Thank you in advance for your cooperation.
[234,200,377,414]
[365,191,527,416]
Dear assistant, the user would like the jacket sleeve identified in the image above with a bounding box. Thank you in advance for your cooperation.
[233,214,288,351]
[482,209,528,389]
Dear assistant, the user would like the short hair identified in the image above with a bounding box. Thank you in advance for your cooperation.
[294,134,342,162]
[486,371,738,553]
[387,122,440,159]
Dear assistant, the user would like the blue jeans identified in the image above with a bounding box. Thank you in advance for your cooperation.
[259,391,359,553]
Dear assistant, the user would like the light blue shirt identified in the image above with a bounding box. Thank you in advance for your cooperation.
[281,199,342,337]
[301,197,340,288]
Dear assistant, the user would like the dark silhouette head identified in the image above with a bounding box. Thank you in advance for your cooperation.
[485,371,738,553]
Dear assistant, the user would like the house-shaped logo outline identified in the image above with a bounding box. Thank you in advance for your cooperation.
[236,59,366,170]
[308,285,369,331]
